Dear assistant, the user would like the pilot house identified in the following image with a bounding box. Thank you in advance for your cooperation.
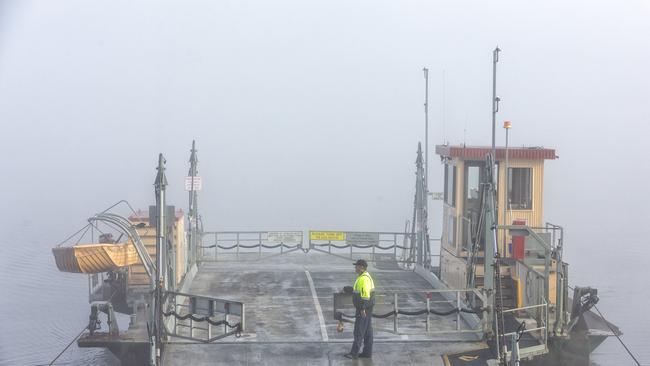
[435,144,557,308]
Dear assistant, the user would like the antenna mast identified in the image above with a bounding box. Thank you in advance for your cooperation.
[423,67,429,190]
[491,47,501,160]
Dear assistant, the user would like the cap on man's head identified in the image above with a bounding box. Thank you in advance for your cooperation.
[353,259,368,267]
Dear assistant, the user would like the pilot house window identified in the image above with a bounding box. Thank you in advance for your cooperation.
[508,168,532,210]
[444,164,456,206]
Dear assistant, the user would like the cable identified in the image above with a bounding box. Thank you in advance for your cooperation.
[568,285,641,366]
[47,325,87,365]
[592,304,641,366]
[56,223,92,247]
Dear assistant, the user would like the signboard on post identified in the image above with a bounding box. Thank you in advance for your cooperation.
[310,231,346,241]
[267,231,303,244]
[184,176,202,191]
[431,192,443,200]
[189,295,244,317]
[346,232,379,246]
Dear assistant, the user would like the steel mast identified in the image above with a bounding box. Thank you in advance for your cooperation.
[188,140,199,265]
[153,153,168,365]
[483,46,501,343]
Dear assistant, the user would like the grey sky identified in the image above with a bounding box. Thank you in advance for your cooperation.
[1,1,649,363]
[0,0,648,245]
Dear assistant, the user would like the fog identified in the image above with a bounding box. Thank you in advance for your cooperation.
[0,0,649,364]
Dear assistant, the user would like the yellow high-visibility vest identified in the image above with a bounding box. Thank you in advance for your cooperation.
[353,271,375,300]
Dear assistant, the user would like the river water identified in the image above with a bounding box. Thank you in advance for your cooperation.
[0,216,648,365]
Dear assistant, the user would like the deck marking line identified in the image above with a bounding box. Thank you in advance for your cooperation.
[304,270,329,341]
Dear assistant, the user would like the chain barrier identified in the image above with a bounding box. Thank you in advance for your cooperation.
[162,310,242,330]
[310,243,409,250]
[200,243,301,250]
[200,243,408,251]
[335,305,483,321]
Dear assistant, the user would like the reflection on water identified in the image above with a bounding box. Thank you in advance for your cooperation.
[0,219,647,365]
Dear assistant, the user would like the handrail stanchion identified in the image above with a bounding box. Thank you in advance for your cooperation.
[394,293,399,333]
[258,232,262,258]
[393,233,397,259]
[456,291,461,331]
[426,296,430,332]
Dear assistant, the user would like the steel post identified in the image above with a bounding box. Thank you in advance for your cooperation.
[153,153,167,366]
[393,293,399,333]
[426,297,430,332]
[456,291,461,331]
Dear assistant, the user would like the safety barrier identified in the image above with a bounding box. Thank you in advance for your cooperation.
[309,231,415,264]
[199,231,304,261]
[334,288,487,334]
[501,301,549,361]
[162,290,245,343]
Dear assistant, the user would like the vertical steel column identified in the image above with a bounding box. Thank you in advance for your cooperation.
[154,153,167,365]
[491,47,501,160]
[423,67,429,191]
[187,141,199,266]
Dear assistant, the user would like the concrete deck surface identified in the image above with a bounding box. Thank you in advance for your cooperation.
[163,251,486,365]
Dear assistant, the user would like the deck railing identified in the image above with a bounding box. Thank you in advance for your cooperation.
[501,301,549,362]
[199,231,304,261]
[162,290,245,343]
[334,288,487,335]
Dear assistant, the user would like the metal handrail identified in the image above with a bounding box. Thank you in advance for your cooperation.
[200,231,304,261]
[334,288,487,334]
[501,300,549,357]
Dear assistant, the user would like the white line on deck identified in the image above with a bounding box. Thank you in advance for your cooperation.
[304,270,329,342]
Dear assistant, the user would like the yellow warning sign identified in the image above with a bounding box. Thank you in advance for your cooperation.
[309,231,346,241]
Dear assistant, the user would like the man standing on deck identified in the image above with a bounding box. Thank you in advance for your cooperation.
[345,259,375,359]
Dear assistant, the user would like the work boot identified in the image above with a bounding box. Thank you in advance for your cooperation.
[344,353,358,359]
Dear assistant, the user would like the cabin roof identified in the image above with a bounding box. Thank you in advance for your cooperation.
[435,145,557,161]
[129,208,185,222]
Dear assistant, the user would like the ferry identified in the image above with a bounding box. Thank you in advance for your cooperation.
[51,51,622,365]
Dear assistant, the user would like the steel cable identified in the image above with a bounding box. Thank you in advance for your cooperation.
[593,304,641,366]
[47,325,87,365]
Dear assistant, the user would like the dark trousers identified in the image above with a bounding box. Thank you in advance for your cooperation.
[350,308,373,356]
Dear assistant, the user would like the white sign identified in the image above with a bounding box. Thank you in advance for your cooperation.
[431,192,443,200]
[267,231,303,244]
[184,176,202,191]
[346,232,379,246]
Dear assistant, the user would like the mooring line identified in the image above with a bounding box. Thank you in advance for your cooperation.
[304,270,329,341]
